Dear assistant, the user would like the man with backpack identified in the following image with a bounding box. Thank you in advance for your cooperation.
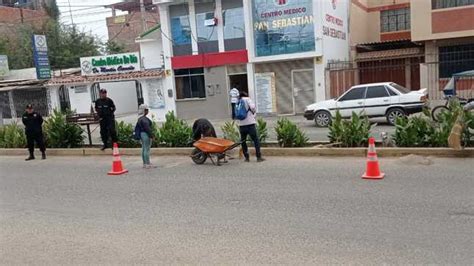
[229,84,240,120]
[134,104,156,169]
[234,92,265,162]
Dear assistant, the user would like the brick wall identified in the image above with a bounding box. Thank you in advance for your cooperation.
[0,6,48,37]
[106,11,159,52]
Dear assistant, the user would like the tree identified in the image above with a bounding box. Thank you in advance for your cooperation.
[102,40,126,55]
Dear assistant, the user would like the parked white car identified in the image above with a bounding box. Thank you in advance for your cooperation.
[304,82,428,127]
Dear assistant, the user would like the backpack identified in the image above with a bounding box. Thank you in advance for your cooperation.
[234,99,249,120]
[133,121,142,140]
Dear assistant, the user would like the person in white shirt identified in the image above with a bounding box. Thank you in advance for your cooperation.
[238,91,265,162]
[229,85,240,120]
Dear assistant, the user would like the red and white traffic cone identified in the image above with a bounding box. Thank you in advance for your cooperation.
[108,143,128,175]
[362,137,384,180]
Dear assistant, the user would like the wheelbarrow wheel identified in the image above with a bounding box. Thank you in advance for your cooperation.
[191,148,207,164]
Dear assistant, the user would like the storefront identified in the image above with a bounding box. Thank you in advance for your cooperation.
[157,0,349,118]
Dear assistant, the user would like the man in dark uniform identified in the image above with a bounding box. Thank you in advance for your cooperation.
[94,89,118,150]
[22,104,46,161]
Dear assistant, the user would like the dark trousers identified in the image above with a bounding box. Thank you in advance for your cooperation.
[239,124,261,159]
[100,118,118,146]
[231,103,236,120]
[26,131,45,155]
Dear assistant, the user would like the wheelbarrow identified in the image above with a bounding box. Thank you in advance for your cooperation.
[191,137,241,166]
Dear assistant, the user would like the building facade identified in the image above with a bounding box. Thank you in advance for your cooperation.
[155,0,350,120]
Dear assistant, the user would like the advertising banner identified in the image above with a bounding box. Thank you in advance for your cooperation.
[32,35,51,79]
[253,0,315,57]
[80,52,140,76]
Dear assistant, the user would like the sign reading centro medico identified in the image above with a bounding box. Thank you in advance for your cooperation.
[80,52,140,76]
[253,0,315,57]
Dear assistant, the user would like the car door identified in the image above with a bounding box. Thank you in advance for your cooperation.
[335,87,367,117]
[364,85,391,116]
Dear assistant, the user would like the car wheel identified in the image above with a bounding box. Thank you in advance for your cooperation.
[314,111,332,127]
[386,108,406,125]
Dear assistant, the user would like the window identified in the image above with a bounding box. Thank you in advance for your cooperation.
[195,1,218,54]
[339,87,367,101]
[432,0,474,9]
[387,87,398,96]
[381,8,410,32]
[174,68,206,100]
[170,4,192,56]
[439,44,474,78]
[222,1,245,51]
[366,86,389,98]
[390,83,410,94]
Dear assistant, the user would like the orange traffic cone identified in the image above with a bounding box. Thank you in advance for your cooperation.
[362,137,384,179]
[108,143,128,175]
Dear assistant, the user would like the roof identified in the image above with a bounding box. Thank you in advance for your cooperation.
[105,0,155,12]
[138,24,161,39]
[0,79,47,92]
[356,39,422,53]
[352,82,393,88]
[453,70,474,77]
[46,70,164,85]
[356,47,424,61]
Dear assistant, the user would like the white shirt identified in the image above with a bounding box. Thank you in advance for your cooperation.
[238,97,257,126]
[230,88,239,103]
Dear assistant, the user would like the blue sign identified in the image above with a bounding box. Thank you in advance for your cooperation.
[253,0,315,57]
[32,35,51,79]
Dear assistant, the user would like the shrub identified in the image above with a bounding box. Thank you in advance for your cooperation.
[221,118,269,143]
[328,111,373,147]
[43,109,84,148]
[0,123,27,148]
[221,121,240,143]
[158,111,192,147]
[256,117,269,143]
[275,118,308,147]
[393,100,473,147]
[393,116,434,147]
[115,121,140,148]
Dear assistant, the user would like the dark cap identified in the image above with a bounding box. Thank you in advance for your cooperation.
[26,104,33,109]
[99,89,107,93]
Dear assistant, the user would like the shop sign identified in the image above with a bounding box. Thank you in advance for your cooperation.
[252,0,315,57]
[80,52,140,76]
[0,55,8,77]
[32,35,51,79]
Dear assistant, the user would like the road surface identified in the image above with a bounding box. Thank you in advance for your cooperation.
[0,155,472,264]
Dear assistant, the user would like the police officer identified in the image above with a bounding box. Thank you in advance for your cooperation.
[94,89,118,150]
[22,104,46,160]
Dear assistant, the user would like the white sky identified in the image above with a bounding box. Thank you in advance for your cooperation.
[57,0,127,42]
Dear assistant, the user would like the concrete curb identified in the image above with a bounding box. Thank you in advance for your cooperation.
[0,147,473,157]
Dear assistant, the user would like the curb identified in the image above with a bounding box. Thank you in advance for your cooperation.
[0,148,473,157]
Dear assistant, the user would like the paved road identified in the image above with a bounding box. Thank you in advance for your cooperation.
[1,156,473,264]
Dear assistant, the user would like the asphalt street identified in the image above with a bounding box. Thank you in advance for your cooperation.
[0,155,473,264]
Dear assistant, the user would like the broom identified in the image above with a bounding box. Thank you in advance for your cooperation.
[448,112,463,150]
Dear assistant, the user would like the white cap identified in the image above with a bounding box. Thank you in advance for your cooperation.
[138,104,149,115]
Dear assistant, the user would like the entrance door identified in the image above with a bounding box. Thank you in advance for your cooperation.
[228,74,248,94]
[292,69,314,114]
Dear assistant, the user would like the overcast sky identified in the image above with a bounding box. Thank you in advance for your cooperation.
[57,0,126,42]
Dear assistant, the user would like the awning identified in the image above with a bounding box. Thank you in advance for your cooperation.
[0,79,47,92]
[46,70,164,85]
[356,47,424,62]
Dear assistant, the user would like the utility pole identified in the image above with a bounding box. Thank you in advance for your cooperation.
[140,0,147,32]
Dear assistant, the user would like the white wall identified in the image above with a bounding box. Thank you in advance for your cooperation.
[100,81,138,115]
[140,78,175,122]
[140,38,164,70]
[68,84,93,114]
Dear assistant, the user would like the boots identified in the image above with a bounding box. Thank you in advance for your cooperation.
[25,152,35,161]
[41,152,46,160]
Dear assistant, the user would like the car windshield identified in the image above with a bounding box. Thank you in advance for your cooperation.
[390,83,410,94]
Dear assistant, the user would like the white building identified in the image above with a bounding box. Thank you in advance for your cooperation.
[153,0,350,120]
